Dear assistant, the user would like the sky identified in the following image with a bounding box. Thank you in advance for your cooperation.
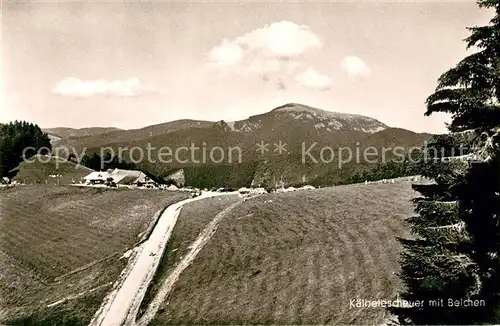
[1,1,495,133]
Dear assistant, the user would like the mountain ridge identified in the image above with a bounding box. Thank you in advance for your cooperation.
[41,103,433,188]
[43,103,391,138]
[43,127,122,139]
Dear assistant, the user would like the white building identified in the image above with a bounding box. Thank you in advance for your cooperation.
[110,169,148,185]
[83,169,152,186]
[83,171,111,185]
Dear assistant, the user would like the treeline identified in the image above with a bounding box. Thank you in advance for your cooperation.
[0,121,52,177]
[75,148,258,188]
[78,152,138,172]
[182,161,258,189]
[135,160,259,189]
[340,150,424,184]
[341,135,475,185]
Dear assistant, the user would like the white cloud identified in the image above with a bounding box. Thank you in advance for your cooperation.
[207,21,330,91]
[208,21,321,75]
[52,77,150,97]
[294,68,332,90]
[234,20,322,58]
[340,56,372,79]
[208,40,245,67]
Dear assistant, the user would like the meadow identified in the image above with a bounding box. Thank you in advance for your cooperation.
[150,181,415,325]
[11,155,92,185]
[0,185,189,325]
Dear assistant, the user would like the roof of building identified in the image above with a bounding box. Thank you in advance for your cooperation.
[83,171,111,180]
[116,175,141,185]
[111,169,146,184]
[83,169,148,184]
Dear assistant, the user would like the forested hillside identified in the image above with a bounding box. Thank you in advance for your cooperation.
[0,121,52,177]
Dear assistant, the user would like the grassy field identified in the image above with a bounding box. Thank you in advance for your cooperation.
[150,181,415,325]
[0,185,189,325]
[11,155,93,185]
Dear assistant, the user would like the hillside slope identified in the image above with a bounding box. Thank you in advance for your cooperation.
[49,103,432,187]
[149,180,415,325]
[52,103,390,153]
[51,119,213,149]
[11,155,93,184]
[360,127,433,150]
[0,186,189,324]
[100,125,430,188]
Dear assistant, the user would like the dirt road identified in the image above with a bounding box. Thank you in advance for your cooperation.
[90,191,233,326]
[135,200,242,326]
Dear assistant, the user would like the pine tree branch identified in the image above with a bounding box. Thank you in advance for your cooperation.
[435,200,459,205]
[454,129,478,135]
[465,25,495,49]
[443,153,477,161]
[424,221,465,231]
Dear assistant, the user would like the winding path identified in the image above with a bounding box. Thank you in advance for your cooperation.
[135,200,242,326]
[89,191,233,326]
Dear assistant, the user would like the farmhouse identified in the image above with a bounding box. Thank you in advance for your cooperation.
[83,171,110,185]
[109,169,148,185]
[83,169,154,186]
[238,187,268,197]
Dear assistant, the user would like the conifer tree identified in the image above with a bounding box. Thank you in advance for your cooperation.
[392,1,500,324]
[0,121,51,177]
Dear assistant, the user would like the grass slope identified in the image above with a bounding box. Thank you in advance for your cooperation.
[11,155,93,185]
[151,181,415,325]
[0,185,189,325]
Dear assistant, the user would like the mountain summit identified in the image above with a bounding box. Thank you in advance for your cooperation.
[225,103,388,135]
[271,103,387,133]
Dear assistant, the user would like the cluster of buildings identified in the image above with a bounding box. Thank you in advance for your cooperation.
[82,168,157,188]
[237,187,268,196]
[274,185,316,193]
[237,185,316,197]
